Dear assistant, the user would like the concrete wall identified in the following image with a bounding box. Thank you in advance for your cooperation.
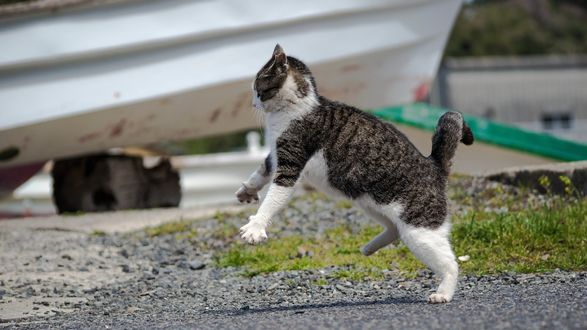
[430,55,587,143]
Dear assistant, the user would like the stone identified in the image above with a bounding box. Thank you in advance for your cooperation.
[121,264,131,273]
[188,260,205,271]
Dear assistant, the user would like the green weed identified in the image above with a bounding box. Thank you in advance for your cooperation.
[145,220,194,237]
[217,199,587,279]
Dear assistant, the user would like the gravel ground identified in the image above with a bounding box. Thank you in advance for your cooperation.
[1,177,585,329]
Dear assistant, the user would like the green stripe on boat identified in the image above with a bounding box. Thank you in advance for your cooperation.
[371,103,587,162]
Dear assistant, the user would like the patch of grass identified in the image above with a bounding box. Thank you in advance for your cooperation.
[214,211,228,222]
[313,278,328,286]
[217,198,587,279]
[216,224,423,279]
[90,230,106,237]
[450,178,524,212]
[176,229,199,240]
[210,210,240,241]
[297,191,328,203]
[335,200,353,209]
[211,222,239,241]
[145,220,195,238]
[453,198,587,274]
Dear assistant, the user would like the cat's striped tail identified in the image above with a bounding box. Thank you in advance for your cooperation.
[430,111,474,173]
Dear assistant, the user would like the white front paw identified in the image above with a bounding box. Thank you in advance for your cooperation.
[235,184,259,204]
[428,293,451,304]
[240,219,267,244]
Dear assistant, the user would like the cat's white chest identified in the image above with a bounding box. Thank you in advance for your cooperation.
[265,109,308,168]
[302,150,345,199]
[265,111,300,144]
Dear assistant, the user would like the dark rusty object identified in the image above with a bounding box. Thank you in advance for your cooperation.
[51,154,181,213]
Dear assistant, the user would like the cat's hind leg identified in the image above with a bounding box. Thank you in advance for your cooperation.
[398,221,458,303]
[358,206,399,256]
[378,204,458,303]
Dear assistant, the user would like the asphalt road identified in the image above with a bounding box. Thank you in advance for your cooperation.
[5,271,586,329]
[188,280,587,330]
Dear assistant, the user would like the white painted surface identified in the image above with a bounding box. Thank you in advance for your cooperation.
[0,0,461,168]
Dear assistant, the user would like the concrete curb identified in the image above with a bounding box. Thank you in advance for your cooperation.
[483,161,587,196]
[0,204,250,234]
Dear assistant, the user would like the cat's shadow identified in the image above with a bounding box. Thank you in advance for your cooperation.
[205,296,422,317]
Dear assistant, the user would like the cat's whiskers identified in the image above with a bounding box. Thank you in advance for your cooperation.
[253,106,265,128]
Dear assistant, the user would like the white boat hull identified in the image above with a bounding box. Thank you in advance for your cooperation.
[0,0,461,169]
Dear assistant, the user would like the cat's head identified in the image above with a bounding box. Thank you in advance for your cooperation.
[252,44,318,113]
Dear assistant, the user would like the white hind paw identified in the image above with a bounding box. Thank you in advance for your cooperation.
[428,293,452,304]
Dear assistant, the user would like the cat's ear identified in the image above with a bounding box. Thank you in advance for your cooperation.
[273,44,288,67]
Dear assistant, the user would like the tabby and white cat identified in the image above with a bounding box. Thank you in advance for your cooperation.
[235,45,474,303]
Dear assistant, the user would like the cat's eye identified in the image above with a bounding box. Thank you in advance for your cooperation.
[261,87,278,97]
[259,87,279,101]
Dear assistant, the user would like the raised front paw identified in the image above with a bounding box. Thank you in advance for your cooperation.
[240,219,267,244]
[235,184,259,204]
